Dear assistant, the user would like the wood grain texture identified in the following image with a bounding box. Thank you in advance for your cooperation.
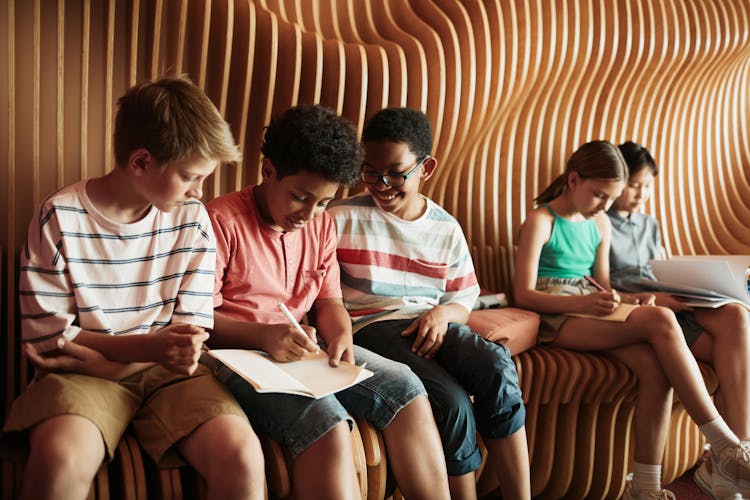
[1,1,747,497]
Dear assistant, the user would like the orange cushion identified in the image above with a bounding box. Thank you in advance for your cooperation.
[467,307,539,356]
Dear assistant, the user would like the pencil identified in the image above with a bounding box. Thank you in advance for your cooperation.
[583,275,607,292]
[277,302,318,347]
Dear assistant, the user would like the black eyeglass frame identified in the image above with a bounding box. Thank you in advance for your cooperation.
[360,156,430,187]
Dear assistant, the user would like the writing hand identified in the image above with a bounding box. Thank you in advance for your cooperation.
[260,324,319,362]
[582,290,622,316]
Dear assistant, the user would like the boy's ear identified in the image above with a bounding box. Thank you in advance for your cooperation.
[420,156,438,181]
[128,148,155,176]
[260,158,276,181]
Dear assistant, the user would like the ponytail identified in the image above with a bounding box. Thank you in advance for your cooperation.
[534,174,568,204]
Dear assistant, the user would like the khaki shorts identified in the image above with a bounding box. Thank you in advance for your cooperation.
[1,363,247,467]
[536,277,599,343]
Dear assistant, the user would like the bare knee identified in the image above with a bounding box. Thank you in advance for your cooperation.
[25,416,104,496]
[634,306,683,344]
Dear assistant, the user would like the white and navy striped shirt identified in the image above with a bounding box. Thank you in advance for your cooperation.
[20,180,216,352]
[328,194,480,331]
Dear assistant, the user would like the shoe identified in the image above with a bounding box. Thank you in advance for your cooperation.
[695,454,749,499]
[622,473,676,499]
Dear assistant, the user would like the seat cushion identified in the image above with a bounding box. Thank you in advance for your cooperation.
[468,307,539,356]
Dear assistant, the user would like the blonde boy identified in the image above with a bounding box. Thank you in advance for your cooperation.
[1,76,264,500]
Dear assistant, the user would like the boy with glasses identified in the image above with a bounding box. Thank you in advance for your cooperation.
[328,107,531,499]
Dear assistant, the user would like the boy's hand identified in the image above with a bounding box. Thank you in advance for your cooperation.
[402,308,450,359]
[326,337,355,367]
[653,292,692,312]
[259,324,319,363]
[149,323,209,375]
[24,339,127,380]
[580,290,622,316]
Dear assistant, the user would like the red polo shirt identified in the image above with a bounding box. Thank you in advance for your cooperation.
[207,185,342,324]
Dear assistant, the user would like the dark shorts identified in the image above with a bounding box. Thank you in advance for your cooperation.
[354,319,526,476]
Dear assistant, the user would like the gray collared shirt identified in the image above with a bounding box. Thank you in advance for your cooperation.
[607,208,663,292]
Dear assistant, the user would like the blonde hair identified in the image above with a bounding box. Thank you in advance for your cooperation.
[535,140,628,204]
[114,75,241,166]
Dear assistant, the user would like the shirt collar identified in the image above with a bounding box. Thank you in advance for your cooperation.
[607,208,637,229]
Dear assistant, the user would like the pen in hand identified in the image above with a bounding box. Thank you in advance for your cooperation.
[277,302,319,353]
[584,275,623,305]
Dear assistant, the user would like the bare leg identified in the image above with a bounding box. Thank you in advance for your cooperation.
[291,421,359,500]
[448,473,478,500]
[486,426,531,499]
[382,395,451,500]
[555,306,718,425]
[691,303,750,438]
[22,415,105,500]
[607,344,673,465]
[178,414,265,500]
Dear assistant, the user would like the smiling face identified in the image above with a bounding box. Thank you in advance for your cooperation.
[362,140,435,220]
[611,166,655,215]
[567,172,625,219]
[255,159,340,232]
[140,153,217,212]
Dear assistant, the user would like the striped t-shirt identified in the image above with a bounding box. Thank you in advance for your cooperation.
[20,180,216,353]
[328,194,480,330]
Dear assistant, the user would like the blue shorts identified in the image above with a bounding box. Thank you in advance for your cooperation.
[216,344,425,458]
[354,319,526,476]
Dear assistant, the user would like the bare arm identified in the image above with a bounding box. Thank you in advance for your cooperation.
[74,323,209,375]
[310,298,355,366]
[25,339,134,380]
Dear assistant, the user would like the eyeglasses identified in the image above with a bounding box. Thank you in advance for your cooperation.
[360,156,429,187]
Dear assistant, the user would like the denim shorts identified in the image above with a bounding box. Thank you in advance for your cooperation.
[216,344,425,458]
[355,319,526,476]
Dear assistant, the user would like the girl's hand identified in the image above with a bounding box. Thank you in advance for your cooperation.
[580,290,622,316]
[622,292,656,306]
[653,292,693,312]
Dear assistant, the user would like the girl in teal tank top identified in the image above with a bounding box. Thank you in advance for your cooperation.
[514,140,750,498]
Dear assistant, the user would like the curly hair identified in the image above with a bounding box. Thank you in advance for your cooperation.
[114,75,241,167]
[260,104,363,187]
[618,141,659,177]
[362,108,433,158]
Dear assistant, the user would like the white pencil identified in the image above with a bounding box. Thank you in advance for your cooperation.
[278,302,318,347]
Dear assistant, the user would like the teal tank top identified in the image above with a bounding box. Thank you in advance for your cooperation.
[537,204,601,279]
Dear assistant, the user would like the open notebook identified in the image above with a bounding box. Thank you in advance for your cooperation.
[207,349,374,399]
[641,256,750,310]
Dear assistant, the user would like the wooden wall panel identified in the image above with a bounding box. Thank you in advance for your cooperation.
[2,0,749,425]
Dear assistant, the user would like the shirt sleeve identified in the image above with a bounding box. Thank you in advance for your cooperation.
[172,204,215,329]
[440,224,480,312]
[19,203,81,353]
